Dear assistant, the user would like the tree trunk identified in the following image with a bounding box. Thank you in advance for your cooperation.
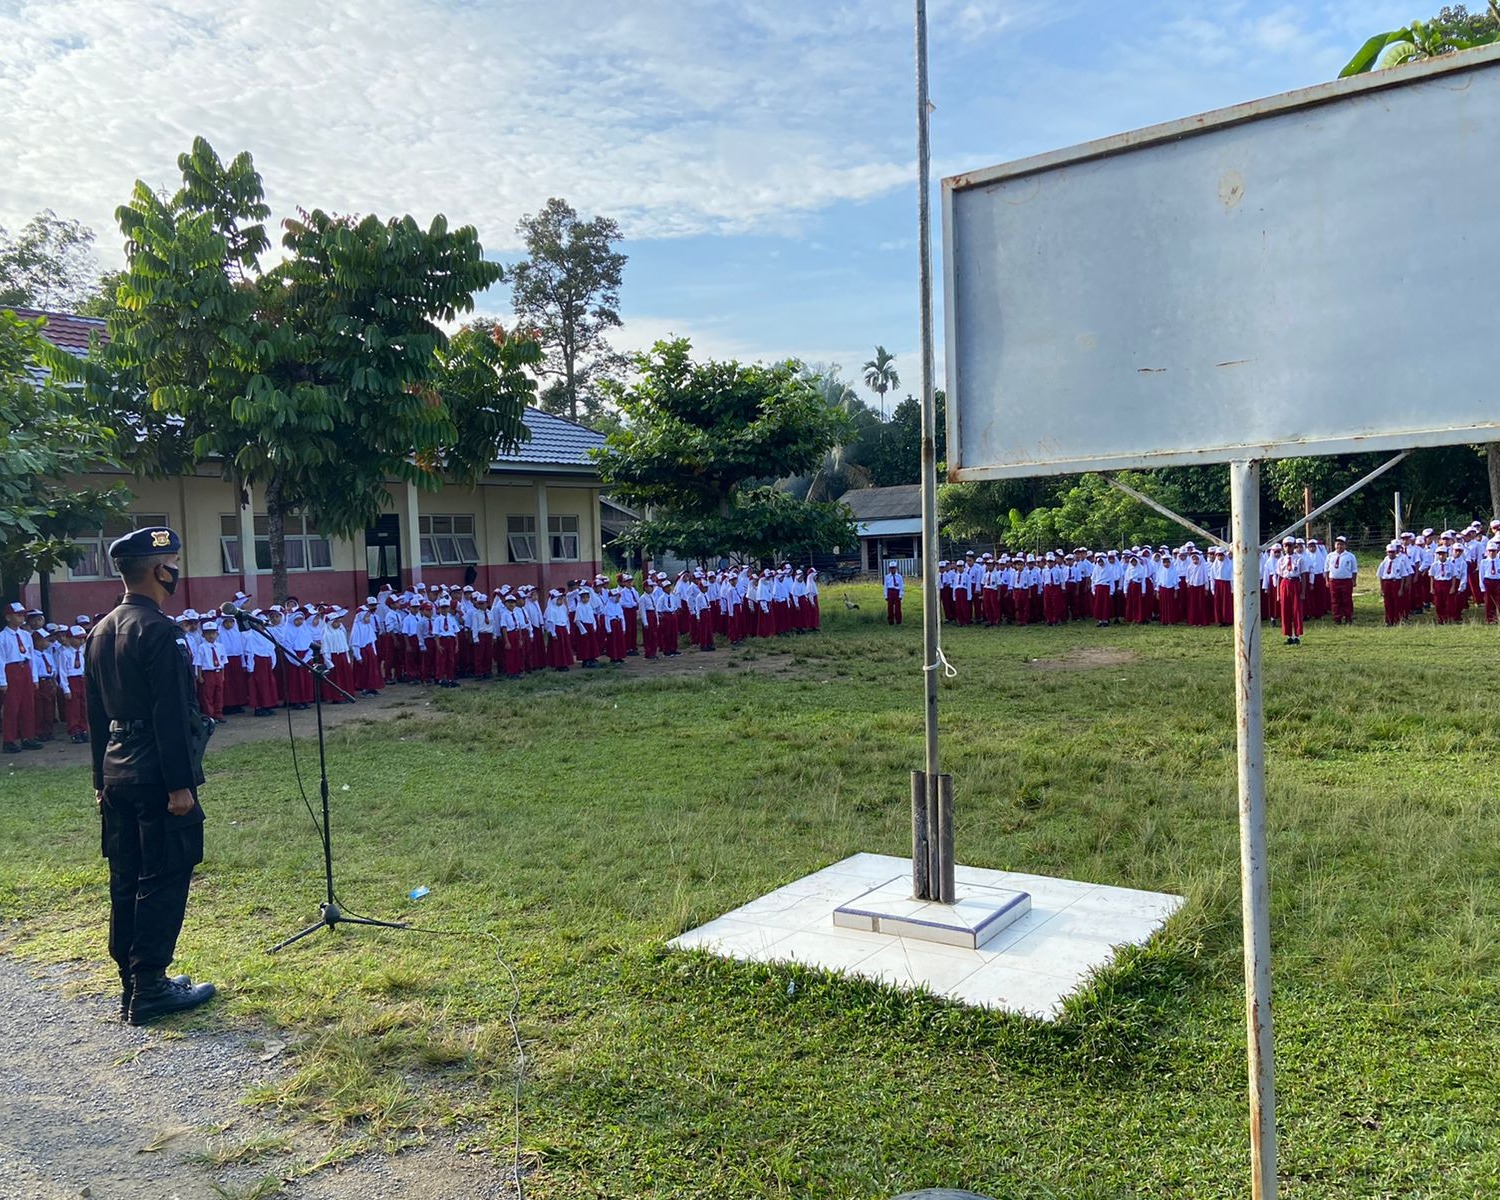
[265,472,289,605]
[1487,443,1500,520]
[38,570,51,620]
[0,563,21,608]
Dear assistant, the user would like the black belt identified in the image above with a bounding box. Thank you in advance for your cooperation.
[109,719,148,735]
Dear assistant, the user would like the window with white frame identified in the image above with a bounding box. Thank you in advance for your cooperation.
[219,515,242,573]
[68,513,170,579]
[506,514,537,563]
[418,514,479,566]
[548,514,580,561]
[249,514,333,572]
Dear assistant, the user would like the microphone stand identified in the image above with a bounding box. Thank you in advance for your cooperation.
[246,618,407,953]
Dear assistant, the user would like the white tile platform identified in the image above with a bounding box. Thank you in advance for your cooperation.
[669,853,1183,1019]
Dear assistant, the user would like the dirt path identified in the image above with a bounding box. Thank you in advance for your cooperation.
[0,953,517,1200]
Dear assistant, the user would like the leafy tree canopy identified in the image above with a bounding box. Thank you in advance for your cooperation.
[777,367,881,502]
[509,197,626,427]
[0,210,101,310]
[47,137,532,601]
[0,310,130,602]
[595,338,856,560]
[1341,2,1498,74]
[864,390,946,488]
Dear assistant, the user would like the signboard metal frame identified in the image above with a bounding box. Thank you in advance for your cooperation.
[933,42,1500,1200]
[941,43,1500,482]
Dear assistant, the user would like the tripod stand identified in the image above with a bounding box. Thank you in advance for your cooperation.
[266,644,407,953]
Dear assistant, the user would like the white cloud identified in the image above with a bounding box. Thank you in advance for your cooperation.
[0,0,924,263]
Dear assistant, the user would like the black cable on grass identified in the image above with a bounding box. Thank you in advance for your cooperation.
[337,911,530,1200]
[275,683,528,1195]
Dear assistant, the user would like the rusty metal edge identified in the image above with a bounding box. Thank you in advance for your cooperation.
[943,43,1500,195]
[946,425,1500,482]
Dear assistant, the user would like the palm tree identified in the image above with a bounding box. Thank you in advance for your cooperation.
[778,368,878,501]
[862,346,899,422]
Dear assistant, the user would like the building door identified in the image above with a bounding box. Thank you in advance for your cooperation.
[366,514,403,594]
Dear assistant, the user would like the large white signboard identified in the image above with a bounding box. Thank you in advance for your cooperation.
[943,46,1500,480]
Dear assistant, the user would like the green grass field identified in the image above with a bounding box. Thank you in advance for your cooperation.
[4,580,1500,1198]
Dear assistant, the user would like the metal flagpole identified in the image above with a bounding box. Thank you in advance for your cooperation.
[914,0,947,903]
[1229,460,1278,1200]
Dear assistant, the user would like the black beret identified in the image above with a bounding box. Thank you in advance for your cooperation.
[108,526,181,559]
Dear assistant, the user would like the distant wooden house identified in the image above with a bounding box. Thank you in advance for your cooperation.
[838,485,922,575]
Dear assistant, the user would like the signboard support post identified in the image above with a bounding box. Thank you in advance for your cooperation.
[1230,459,1277,1200]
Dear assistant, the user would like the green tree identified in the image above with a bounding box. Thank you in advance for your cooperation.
[0,310,130,605]
[862,345,900,422]
[0,210,102,310]
[865,390,947,487]
[509,198,627,426]
[1341,3,1498,74]
[939,474,1058,544]
[75,269,129,319]
[780,367,881,502]
[59,137,528,603]
[596,338,856,561]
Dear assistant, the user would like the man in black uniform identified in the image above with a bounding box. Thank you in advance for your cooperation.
[86,526,217,1025]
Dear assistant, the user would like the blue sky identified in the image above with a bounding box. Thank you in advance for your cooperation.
[0,0,1414,405]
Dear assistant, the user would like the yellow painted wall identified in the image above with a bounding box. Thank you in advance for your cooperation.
[56,472,597,583]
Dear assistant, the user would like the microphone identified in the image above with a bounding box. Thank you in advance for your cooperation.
[219,601,270,632]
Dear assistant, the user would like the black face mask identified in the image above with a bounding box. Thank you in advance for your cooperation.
[158,564,180,596]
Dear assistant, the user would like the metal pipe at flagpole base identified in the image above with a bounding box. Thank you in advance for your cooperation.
[1230,459,1278,1200]
[913,0,945,903]
[936,773,955,904]
[912,770,931,898]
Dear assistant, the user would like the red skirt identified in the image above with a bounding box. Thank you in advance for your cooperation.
[503,629,525,676]
[249,657,280,708]
[224,658,250,708]
[353,650,384,692]
[329,651,356,700]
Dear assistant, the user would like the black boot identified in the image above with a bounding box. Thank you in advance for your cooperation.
[127,969,217,1026]
[120,971,192,1021]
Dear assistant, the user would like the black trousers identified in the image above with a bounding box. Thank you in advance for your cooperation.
[100,785,204,975]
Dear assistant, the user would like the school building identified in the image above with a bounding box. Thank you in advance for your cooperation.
[16,308,609,617]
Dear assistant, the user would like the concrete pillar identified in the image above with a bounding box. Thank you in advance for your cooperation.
[534,478,551,591]
[592,486,604,571]
[239,482,259,600]
[404,481,423,586]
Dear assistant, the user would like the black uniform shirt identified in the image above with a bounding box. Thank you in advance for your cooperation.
[85,595,205,793]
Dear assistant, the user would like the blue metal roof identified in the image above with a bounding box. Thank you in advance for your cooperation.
[497,407,606,471]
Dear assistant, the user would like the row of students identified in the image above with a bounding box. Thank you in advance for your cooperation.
[67,564,826,727]
[1,603,89,752]
[1373,524,1500,626]
[887,536,1360,647]
[921,544,1297,631]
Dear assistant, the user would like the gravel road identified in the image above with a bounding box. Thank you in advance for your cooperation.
[0,954,517,1200]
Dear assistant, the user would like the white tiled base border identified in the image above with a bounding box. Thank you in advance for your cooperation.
[669,853,1183,1019]
[833,876,1032,949]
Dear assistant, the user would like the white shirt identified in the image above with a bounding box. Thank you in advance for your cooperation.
[0,625,34,671]
[1327,550,1358,580]
[544,601,570,635]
